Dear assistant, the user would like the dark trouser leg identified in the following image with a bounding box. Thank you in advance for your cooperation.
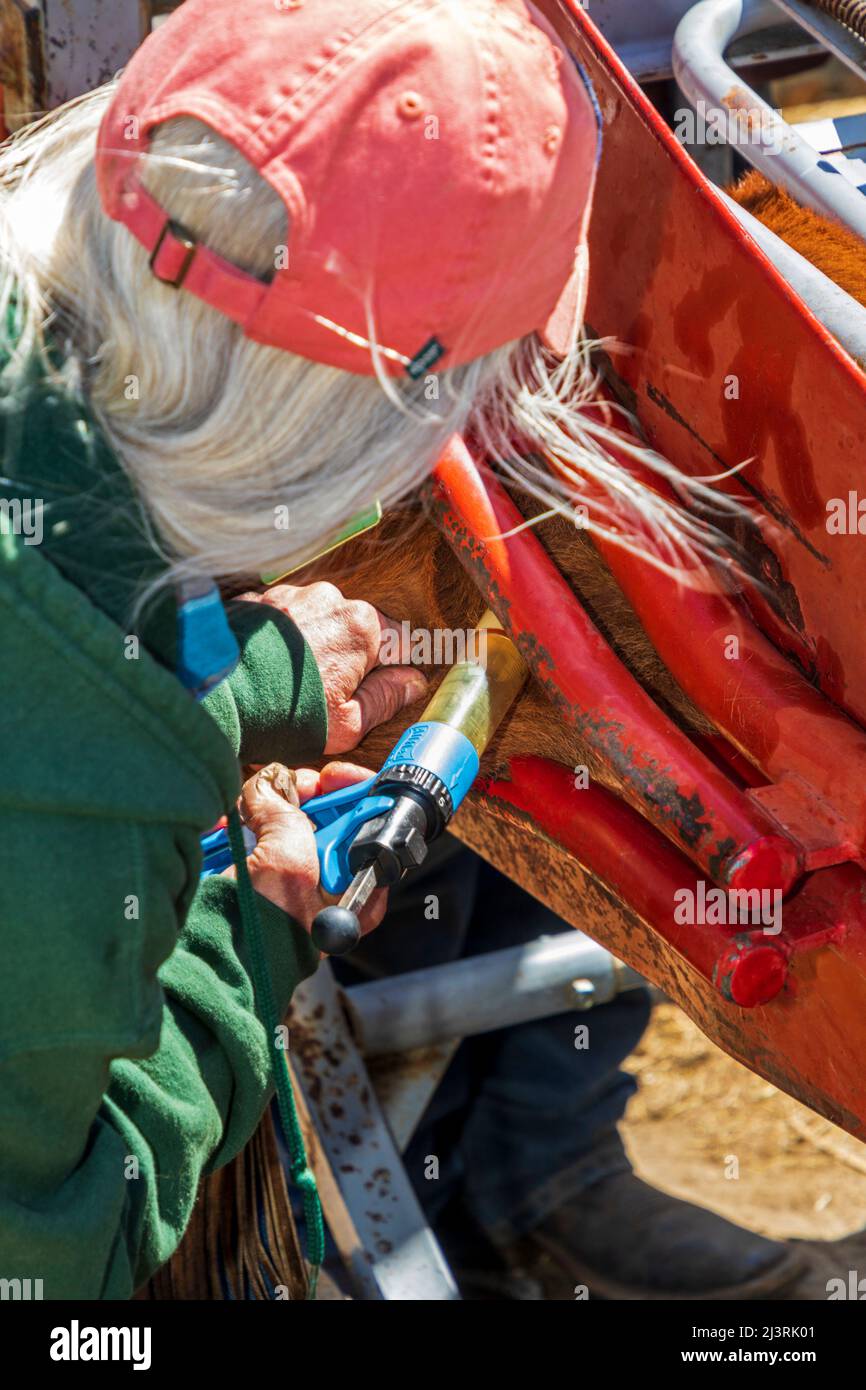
[407,855,650,1241]
[336,844,801,1299]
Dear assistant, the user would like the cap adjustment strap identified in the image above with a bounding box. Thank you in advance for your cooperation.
[150,218,197,288]
[118,176,271,329]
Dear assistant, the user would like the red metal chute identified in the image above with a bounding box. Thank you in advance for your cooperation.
[434,0,866,1141]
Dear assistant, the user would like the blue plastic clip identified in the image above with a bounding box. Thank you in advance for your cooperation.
[200,777,398,896]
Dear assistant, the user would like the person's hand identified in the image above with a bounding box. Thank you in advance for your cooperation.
[237,582,427,754]
[228,761,388,937]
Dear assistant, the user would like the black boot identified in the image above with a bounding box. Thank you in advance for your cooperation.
[498,1170,805,1300]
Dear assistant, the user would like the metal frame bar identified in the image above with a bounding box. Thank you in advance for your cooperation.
[589,0,822,82]
[289,935,644,1293]
[288,963,459,1301]
[0,0,146,131]
[770,0,866,80]
[290,933,646,1294]
[672,0,866,238]
[343,930,645,1057]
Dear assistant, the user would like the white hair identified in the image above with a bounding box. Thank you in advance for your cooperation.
[0,81,739,610]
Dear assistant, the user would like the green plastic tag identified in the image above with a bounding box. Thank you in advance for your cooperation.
[260,499,383,585]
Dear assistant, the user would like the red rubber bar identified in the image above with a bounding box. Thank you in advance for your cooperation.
[481,756,789,1007]
[568,403,866,862]
[429,435,804,894]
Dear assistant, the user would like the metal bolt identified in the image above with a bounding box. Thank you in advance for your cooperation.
[571,978,596,1010]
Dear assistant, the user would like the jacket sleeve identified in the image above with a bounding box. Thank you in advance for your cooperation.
[205,599,328,765]
[0,820,318,1301]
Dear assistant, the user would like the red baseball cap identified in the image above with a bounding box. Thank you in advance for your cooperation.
[96,0,600,377]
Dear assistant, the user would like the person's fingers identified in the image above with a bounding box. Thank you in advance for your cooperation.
[232,764,393,937]
[326,667,427,753]
[375,607,406,667]
[292,767,323,802]
[238,763,300,830]
[291,762,377,804]
[236,763,320,922]
[317,761,378,795]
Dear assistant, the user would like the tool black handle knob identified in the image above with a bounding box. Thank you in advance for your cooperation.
[311,905,362,956]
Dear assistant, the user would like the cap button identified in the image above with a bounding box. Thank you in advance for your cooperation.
[397,90,424,120]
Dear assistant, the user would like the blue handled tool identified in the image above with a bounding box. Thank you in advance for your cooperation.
[202,609,528,955]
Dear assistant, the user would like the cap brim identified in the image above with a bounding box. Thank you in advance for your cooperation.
[538,241,590,356]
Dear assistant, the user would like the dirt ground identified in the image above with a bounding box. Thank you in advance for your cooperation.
[620,1005,866,1300]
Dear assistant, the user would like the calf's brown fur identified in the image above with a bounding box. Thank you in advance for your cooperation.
[730,170,866,307]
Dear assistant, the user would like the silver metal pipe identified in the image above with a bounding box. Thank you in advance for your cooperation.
[771,0,866,80]
[673,0,866,238]
[717,186,866,360]
[342,932,646,1058]
[591,0,820,84]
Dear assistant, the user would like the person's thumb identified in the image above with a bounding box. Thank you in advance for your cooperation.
[327,667,427,753]
[237,764,321,922]
[238,763,302,843]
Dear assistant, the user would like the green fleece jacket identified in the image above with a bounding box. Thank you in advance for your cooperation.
[0,337,327,1298]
